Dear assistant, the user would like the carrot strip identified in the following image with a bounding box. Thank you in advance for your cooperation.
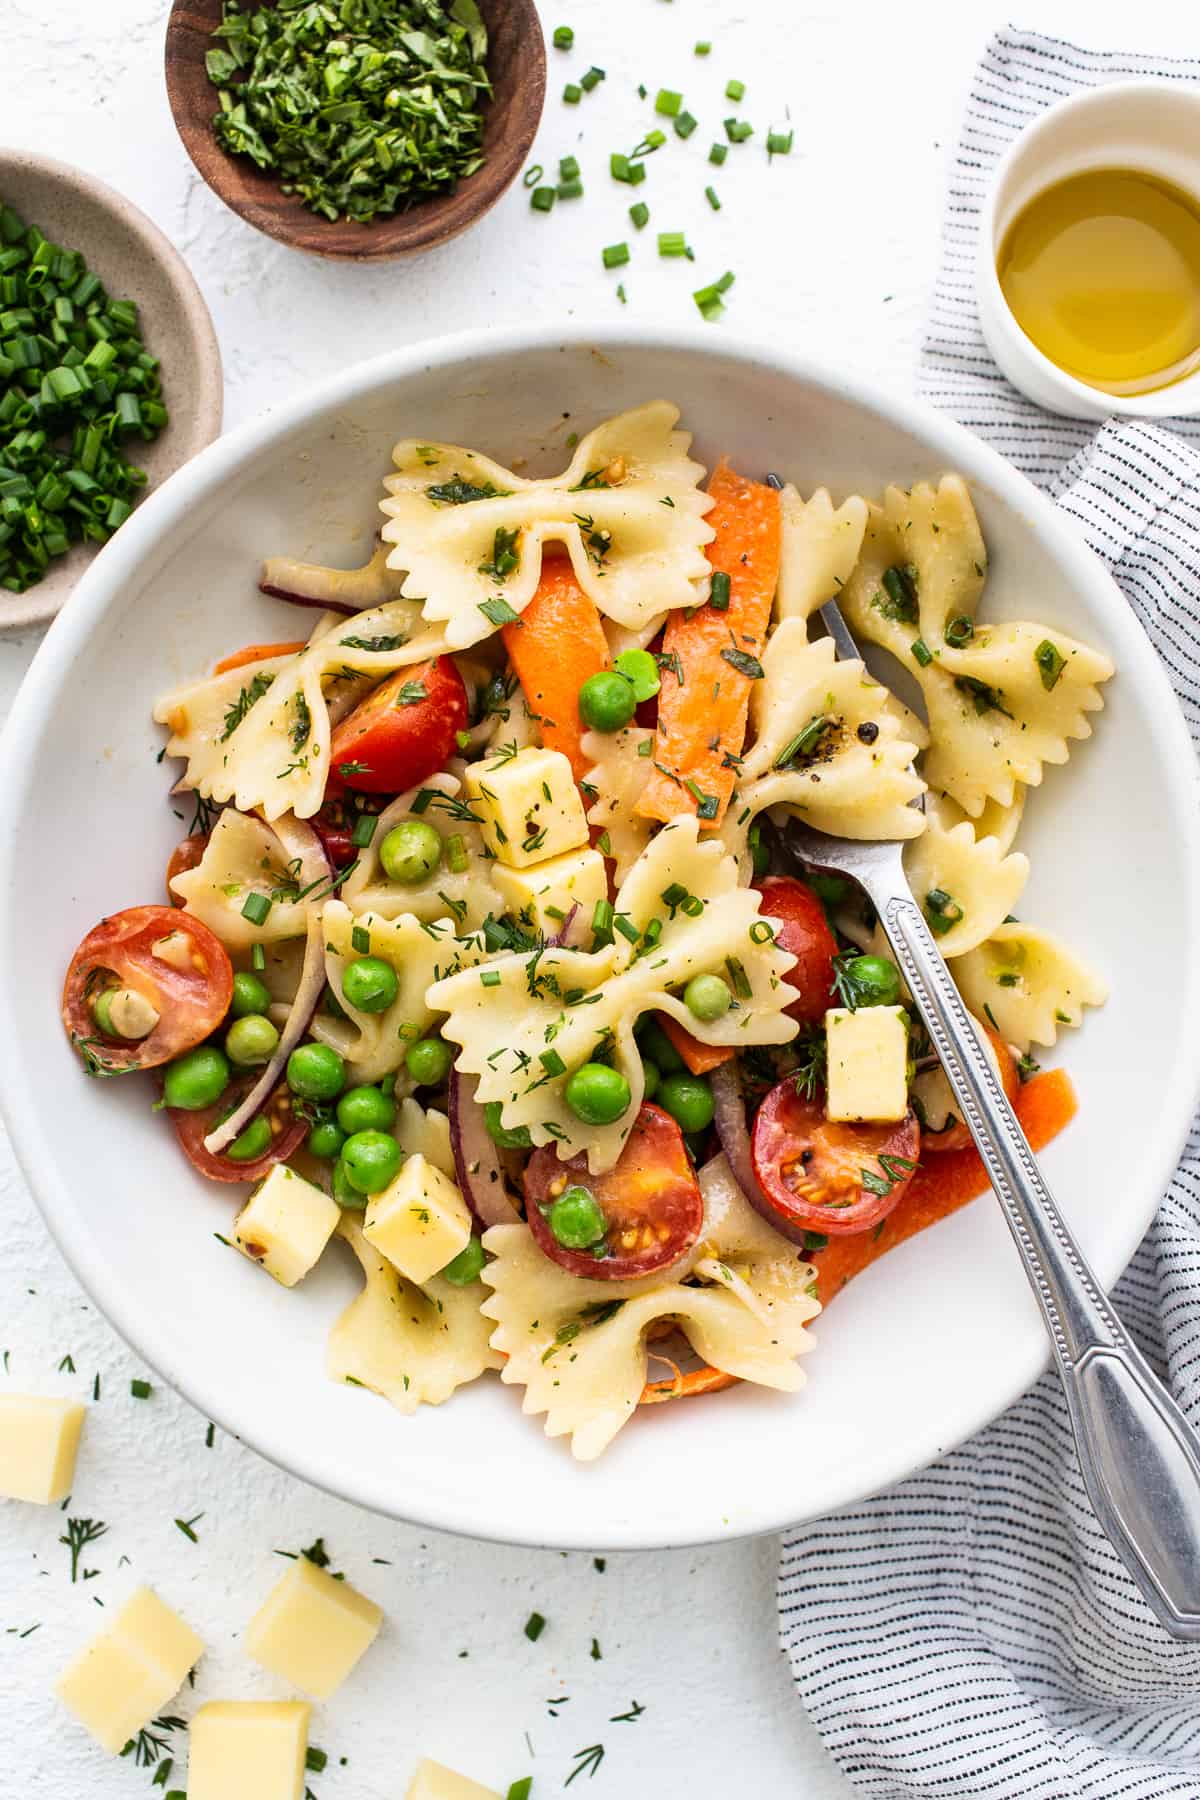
[636,460,781,828]
[502,556,610,782]
[640,1363,739,1406]
[213,641,306,675]
[657,1013,734,1075]
[812,1069,1077,1305]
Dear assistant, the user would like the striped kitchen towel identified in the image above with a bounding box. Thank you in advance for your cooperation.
[778,31,1200,1800]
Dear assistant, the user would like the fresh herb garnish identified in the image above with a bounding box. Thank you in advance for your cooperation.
[220,670,273,741]
[774,714,835,769]
[426,474,508,505]
[340,633,409,653]
[479,595,521,628]
[60,1516,107,1583]
[566,1745,605,1785]
[860,1153,916,1199]
[720,646,764,680]
[873,564,919,625]
[1035,639,1066,690]
[954,675,1013,718]
[394,680,427,707]
[478,525,520,580]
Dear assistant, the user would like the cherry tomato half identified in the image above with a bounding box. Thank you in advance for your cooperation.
[751,1078,920,1239]
[169,1079,307,1184]
[756,876,839,1028]
[524,1102,703,1281]
[309,797,359,870]
[327,657,468,797]
[922,1026,1019,1154]
[166,834,209,904]
[63,905,233,1075]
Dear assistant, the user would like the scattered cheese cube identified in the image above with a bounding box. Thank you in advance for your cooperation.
[56,1586,203,1755]
[492,845,608,940]
[825,1005,909,1122]
[0,1393,85,1503]
[187,1701,310,1800]
[245,1554,382,1699]
[232,1164,340,1287]
[406,1758,501,1800]
[463,745,588,868]
[364,1153,471,1286]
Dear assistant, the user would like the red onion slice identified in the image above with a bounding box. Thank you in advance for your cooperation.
[259,581,359,617]
[203,815,330,1157]
[710,1060,771,1214]
[448,1069,521,1228]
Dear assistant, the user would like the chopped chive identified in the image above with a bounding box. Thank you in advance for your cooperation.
[630,201,650,230]
[351,924,371,954]
[479,596,521,626]
[616,282,628,304]
[130,1379,152,1399]
[911,637,933,667]
[724,118,754,142]
[611,154,646,185]
[695,40,712,54]
[557,178,583,200]
[591,898,615,943]
[602,242,630,269]
[709,142,728,165]
[637,128,667,153]
[251,943,266,972]
[658,231,688,257]
[674,111,698,139]
[655,88,683,116]
[563,82,582,103]
[480,970,502,988]
[705,185,721,210]
[580,65,605,91]
[524,1611,547,1641]
[559,154,580,181]
[350,813,378,849]
[530,186,556,213]
[552,24,574,48]
[523,164,543,189]
[767,129,794,156]
[725,78,745,100]
[446,834,469,873]
[241,892,272,926]
[709,571,731,610]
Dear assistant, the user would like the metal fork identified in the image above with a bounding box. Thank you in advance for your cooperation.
[783,598,1200,1640]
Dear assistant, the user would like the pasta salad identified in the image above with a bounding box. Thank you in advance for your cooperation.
[60,402,1114,1460]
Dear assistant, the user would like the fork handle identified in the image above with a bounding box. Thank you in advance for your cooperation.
[867,876,1200,1640]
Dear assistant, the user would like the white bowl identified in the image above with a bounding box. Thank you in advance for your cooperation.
[1,325,1198,1550]
[978,80,1200,420]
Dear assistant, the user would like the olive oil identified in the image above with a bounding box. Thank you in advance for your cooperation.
[997,168,1200,395]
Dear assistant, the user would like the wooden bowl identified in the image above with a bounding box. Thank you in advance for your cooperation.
[0,149,222,635]
[164,0,546,260]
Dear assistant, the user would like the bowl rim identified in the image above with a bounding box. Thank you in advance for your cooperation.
[0,146,224,632]
[3,320,1199,1549]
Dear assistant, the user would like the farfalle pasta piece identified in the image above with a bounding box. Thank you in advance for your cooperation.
[339,774,504,930]
[776,485,868,624]
[581,724,657,882]
[951,921,1108,1050]
[169,809,313,949]
[718,624,926,871]
[259,542,407,610]
[429,819,798,1174]
[309,901,487,1084]
[379,402,714,649]
[154,600,446,822]
[328,1218,500,1414]
[903,818,1029,958]
[395,1098,456,1179]
[481,1155,819,1460]
[925,787,1026,855]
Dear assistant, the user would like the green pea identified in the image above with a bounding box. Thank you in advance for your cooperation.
[845,954,902,1008]
[230,971,272,1018]
[549,1184,607,1249]
[405,1036,454,1088]
[642,1060,661,1102]
[807,872,852,908]
[341,1129,404,1195]
[332,1156,367,1210]
[336,1084,397,1134]
[613,647,660,702]
[163,1046,230,1111]
[635,1015,686,1074]
[564,1062,631,1125]
[225,1013,280,1069]
[341,955,399,1014]
[440,1237,486,1285]
[225,1115,273,1162]
[657,1072,714,1135]
[286,1042,345,1101]
[483,1100,533,1149]
[307,1120,347,1160]
[578,669,637,733]
[683,973,732,1022]
[379,819,443,885]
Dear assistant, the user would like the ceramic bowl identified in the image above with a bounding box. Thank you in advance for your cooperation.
[1,324,1197,1549]
[0,149,222,634]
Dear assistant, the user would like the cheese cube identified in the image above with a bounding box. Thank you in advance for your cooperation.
[464,746,588,868]
[407,1759,501,1800]
[0,1393,85,1503]
[364,1153,471,1286]
[56,1586,203,1755]
[245,1554,382,1699]
[825,1005,909,1122]
[492,845,608,940]
[232,1164,340,1287]
[187,1701,310,1800]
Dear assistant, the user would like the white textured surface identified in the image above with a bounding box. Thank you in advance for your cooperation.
[2,1,1197,1794]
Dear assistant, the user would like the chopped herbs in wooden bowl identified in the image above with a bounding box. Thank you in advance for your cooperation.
[165,0,546,259]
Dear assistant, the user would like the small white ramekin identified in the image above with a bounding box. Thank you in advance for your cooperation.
[977,80,1200,420]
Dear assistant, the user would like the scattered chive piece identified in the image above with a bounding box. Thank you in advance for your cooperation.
[557,178,583,200]
[611,154,645,185]
[602,242,630,269]
[524,1611,546,1641]
[725,78,746,100]
[630,201,650,230]
[251,943,266,971]
[616,282,628,304]
[767,128,794,156]
[695,40,712,54]
[523,164,543,189]
[563,82,582,103]
[559,154,580,181]
[350,812,378,848]
[130,1379,152,1399]
[709,571,731,610]
[530,186,556,213]
[306,1749,328,1774]
[674,110,698,139]
[693,270,735,321]
[655,88,683,117]
[911,637,933,667]
[658,231,688,257]
[639,128,667,152]
[552,24,574,48]
[724,118,754,142]
[705,185,721,210]
[241,892,272,926]
[709,142,727,165]
[479,595,521,626]
[580,65,605,91]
